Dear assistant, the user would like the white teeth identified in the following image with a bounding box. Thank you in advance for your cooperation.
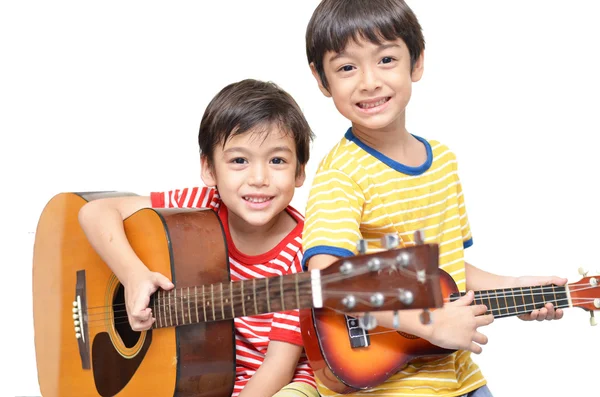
[359,97,388,109]
[244,197,270,203]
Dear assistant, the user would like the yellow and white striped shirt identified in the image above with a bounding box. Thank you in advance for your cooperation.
[302,128,486,397]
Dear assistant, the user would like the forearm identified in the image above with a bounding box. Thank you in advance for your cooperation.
[239,340,302,397]
[465,261,517,290]
[78,200,148,284]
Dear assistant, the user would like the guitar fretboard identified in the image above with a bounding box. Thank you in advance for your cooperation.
[149,272,314,329]
[450,285,569,318]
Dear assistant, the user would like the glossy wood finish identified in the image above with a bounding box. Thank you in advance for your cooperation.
[32,192,233,397]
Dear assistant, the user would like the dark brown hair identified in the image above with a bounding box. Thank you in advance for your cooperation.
[306,0,425,90]
[198,79,313,175]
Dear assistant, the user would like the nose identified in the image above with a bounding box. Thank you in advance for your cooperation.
[359,66,382,92]
[248,163,269,187]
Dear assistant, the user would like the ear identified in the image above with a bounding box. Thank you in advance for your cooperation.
[295,164,306,188]
[200,156,217,187]
[411,51,425,83]
[310,63,332,98]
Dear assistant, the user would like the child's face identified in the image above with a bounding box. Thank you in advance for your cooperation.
[312,36,424,135]
[201,125,305,229]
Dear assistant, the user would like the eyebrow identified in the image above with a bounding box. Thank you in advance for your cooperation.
[328,43,402,63]
[223,146,293,155]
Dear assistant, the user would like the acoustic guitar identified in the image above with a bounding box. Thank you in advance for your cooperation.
[301,259,599,394]
[32,191,444,397]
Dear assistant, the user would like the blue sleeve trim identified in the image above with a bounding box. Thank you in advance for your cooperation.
[463,238,473,249]
[302,246,355,271]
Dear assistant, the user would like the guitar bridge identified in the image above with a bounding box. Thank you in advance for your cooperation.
[73,270,91,369]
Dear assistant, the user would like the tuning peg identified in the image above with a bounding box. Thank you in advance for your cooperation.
[342,295,356,310]
[579,267,589,277]
[381,234,399,249]
[398,289,414,305]
[414,230,425,245]
[419,309,432,325]
[359,313,378,330]
[356,239,367,255]
[590,312,597,326]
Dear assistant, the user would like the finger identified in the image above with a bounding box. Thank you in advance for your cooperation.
[554,308,564,320]
[536,308,548,321]
[469,342,483,355]
[471,304,489,316]
[450,290,475,307]
[130,316,155,332]
[476,314,494,327]
[132,307,152,322]
[472,331,488,346]
[153,272,175,290]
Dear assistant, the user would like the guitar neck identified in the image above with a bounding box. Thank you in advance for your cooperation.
[150,272,315,329]
[450,284,572,319]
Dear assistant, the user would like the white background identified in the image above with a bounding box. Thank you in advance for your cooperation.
[2,1,600,396]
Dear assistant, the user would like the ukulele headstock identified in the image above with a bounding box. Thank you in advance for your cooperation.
[571,267,600,326]
[318,232,444,315]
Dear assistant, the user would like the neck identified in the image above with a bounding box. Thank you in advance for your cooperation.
[450,284,571,319]
[150,272,314,329]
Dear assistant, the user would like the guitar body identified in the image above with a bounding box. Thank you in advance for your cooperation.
[32,192,235,397]
[300,270,459,393]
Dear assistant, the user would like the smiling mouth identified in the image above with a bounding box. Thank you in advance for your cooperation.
[357,97,390,109]
[243,196,273,203]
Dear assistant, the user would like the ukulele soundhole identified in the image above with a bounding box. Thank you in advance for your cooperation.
[113,285,142,348]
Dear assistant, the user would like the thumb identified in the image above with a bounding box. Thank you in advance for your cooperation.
[152,272,174,290]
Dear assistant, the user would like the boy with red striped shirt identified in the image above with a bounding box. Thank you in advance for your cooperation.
[78,79,318,397]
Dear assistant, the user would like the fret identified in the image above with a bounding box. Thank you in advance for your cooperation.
[168,290,173,327]
[230,282,235,318]
[185,287,190,325]
[515,287,526,315]
[295,273,300,310]
[241,280,246,316]
[195,286,199,323]
[485,292,494,316]
[211,284,215,321]
[253,278,258,315]
[173,289,179,325]
[280,276,285,311]
[530,286,536,309]
[502,288,509,315]
[265,277,271,313]
[493,289,500,316]
[220,283,225,320]
[511,288,518,316]
[551,285,558,306]
[161,290,166,327]
[522,286,535,313]
[153,294,159,328]
[180,288,185,325]
[202,285,207,322]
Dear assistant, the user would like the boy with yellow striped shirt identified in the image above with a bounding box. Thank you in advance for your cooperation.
[301,1,566,396]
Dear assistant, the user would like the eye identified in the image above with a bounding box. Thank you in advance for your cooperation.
[231,158,247,164]
[380,57,395,64]
[270,157,286,165]
[338,65,355,72]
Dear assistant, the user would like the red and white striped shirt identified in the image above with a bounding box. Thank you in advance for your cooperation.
[150,187,315,396]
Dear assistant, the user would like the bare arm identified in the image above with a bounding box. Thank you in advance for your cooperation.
[238,341,303,397]
[78,196,173,330]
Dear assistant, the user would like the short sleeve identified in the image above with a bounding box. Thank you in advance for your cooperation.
[150,186,220,210]
[302,167,365,269]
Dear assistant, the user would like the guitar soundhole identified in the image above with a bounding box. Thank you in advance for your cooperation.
[113,284,142,348]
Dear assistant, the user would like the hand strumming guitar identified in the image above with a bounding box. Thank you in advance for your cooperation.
[123,268,174,331]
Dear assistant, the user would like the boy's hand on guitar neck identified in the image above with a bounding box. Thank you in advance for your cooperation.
[513,275,567,322]
[124,268,174,331]
[425,291,494,355]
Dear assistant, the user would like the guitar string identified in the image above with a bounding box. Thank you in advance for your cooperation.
[82,280,598,319]
[82,257,435,315]
[82,286,597,329]
[89,296,597,329]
